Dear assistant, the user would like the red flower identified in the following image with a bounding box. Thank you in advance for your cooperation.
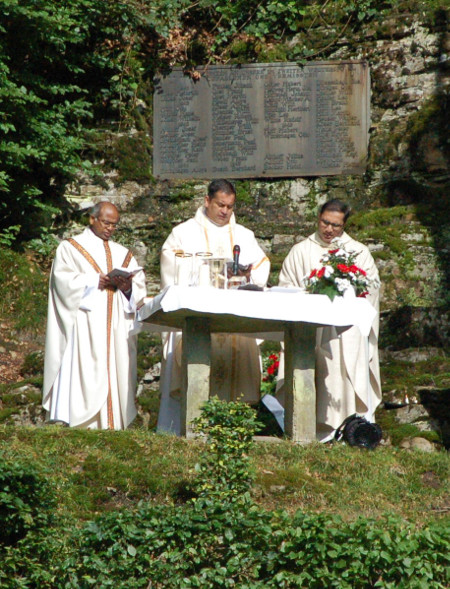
[309,268,317,278]
[317,267,325,278]
[358,268,367,276]
[329,248,340,254]
[267,360,279,375]
[337,264,350,273]
[358,291,369,298]
[349,265,359,274]
[269,354,279,361]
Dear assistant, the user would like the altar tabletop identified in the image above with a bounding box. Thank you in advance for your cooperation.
[137,285,375,337]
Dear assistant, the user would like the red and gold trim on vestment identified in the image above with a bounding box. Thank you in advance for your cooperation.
[67,238,133,429]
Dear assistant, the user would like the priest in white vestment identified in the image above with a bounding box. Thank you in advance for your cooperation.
[158,179,270,434]
[277,199,381,441]
[43,202,147,430]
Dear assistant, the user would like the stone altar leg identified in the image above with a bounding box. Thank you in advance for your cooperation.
[284,323,316,443]
[181,317,211,437]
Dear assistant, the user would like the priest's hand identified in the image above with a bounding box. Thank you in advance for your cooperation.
[226,263,253,283]
[98,273,112,290]
[241,263,253,283]
[110,275,132,295]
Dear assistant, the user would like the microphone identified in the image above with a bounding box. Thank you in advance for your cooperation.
[232,245,240,275]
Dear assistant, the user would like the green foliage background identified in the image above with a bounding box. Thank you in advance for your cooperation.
[0,0,149,238]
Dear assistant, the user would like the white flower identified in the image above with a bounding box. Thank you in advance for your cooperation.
[328,247,346,258]
[335,277,352,292]
[324,265,334,278]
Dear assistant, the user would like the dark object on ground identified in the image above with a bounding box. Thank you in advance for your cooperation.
[335,414,382,449]
[253,400,284,437]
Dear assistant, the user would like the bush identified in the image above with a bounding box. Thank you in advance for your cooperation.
[62,499,275,588]
[0,459,63,588]
[268,511,450,588]
[0,459,56,546]
[0,531,63,589]
[191,396,262,503]
[61,499,450,588]
[0,0,150,238]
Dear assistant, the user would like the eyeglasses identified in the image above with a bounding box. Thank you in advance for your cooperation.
[97,218,119,229]
[319,219,344,229]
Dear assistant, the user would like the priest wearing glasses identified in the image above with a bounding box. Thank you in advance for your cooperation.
[277,199,381,441]
[43,202,146,429]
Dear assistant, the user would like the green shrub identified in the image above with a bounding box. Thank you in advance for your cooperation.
[0,459,56,546]
[0,530,63,589]
[62,499,274,588]
[0,0,151,237]
[61,498,450,588]
[268,511,450,588]
[191,396,261,503]
[0,459,62,587]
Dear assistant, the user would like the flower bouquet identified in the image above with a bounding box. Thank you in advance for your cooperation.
[304,242,375,301]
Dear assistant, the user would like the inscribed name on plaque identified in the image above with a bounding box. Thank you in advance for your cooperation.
[153,61,370,179]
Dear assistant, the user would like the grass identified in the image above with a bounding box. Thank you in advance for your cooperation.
[0,247,48,332]
[253,441,449,519]
[0,426,448,527]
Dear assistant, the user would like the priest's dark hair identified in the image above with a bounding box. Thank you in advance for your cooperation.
[208,179,236,199]
[320,199,351,223]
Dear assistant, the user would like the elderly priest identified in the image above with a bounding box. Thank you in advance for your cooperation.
[277,199,381,442]
[43,202,147,430]
[158,179,270,434]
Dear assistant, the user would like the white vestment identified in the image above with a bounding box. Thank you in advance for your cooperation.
[277,231,381,441]
[158,207,270,434]
[43,227,147,429]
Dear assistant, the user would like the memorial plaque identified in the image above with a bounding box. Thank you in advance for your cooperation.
[153,61,370,179]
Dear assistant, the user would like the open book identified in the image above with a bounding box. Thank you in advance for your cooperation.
[107,266,144,279]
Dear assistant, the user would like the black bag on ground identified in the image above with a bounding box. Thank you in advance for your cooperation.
[334,414,382,449]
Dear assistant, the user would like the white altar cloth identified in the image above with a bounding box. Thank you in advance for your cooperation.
[136,285,376,337]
